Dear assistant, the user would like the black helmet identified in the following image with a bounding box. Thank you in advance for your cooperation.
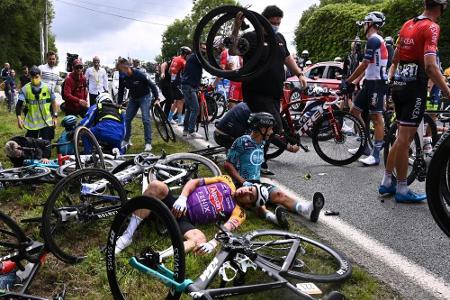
[180,46,192,56]
[248,112,275,130]
[29,66,41,76]
[425,0,448,11]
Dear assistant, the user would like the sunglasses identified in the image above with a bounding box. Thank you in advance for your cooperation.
[74,65,83,70]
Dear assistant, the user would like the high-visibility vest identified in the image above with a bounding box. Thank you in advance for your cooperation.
[23,83,53,130]
[95,102,122,124]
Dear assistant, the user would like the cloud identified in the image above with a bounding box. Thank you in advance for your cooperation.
[52,0,319,67]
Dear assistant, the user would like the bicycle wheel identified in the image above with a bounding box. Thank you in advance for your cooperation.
[73,126,106,170]
[312,110,367,166]
[246,229,352,283]
[206,94,218,122]
[149,153,221,190]
[152,104,170,142]
[0,166,51,183]
[214,93,227,119]
[265,117,292,160]
[383,123,421,185]
[427,132,450,238]
[0,211,29,263]
[106,196,185,300]
[42,168,127,264]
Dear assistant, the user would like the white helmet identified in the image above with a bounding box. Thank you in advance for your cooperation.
[96,92,113,104]
[253,183,269,208]
[302,50,309,56]
[359,11,386,28]
[305,60,313,66]
[334,57,343,62]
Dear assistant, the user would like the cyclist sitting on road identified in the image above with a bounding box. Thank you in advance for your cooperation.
[79,93,126,154]
[5,136,51,167]
[224,112,324,228]
[114,175,268,256]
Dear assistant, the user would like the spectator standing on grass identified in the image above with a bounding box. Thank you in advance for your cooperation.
[63,59,88,117]
[180,44,206,139]
[4,69,17,112]
[1,63,10,80]
[19,66,31,88]
[16,66,57,141]
[85,56,109,106]
[39,51,62,94]
[159,58,174,117]
[117,58,159,152]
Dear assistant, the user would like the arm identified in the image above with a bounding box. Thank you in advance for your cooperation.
[16,87,26,129]
[51,91,58,126]
[103,70,109,92]
[79,105,97,128]
[63,77,80,104]
[347,60,368,83]
[118,76,125,104]
[223,205,246,231]
[285,54,307,89]
[160,62,167,80]
[148,78,159,99]
[388,48,399,80]
[36,139,51,159]
[224,161,246,185]
[425,55,450,98]
[229,12,244,56]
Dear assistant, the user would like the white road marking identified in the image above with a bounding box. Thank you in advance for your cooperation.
[174,125,450,299]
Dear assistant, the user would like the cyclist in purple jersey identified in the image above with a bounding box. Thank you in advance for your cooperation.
[114,176,269,256]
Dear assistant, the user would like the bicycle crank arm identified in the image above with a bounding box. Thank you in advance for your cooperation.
[299,143,309,152]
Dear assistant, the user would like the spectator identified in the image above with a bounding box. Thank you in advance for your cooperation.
[1,63,10,80]
[4,69,17,112]
[19,66,31,88]
[117,58,159,152]
[85,56,109,106]
[159,58,174,116]
[180,44,205,138]
[63,59,89,117]
[39,51,62,94]
[16,66,57,141]
[5,136,51,167]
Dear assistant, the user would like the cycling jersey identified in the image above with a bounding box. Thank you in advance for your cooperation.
[187,176,245,227]
[220,49,242,70]
[227,135,265,181]
[363,33,388,80]
[169,56,186,84]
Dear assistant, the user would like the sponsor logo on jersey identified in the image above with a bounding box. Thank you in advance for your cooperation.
[208,185,224,212]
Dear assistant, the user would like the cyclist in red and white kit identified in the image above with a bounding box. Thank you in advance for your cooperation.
[220,46,243,108]
[380,0,450,202]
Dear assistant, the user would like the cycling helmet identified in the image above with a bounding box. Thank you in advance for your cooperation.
[61,115,77,130]
[301,50,309,57]
[425,0,448,11]
[253,183,269,208]
[384,36,394,45]
[29,66,41,76]
[360,11,386,28]
[334,57,343,62]
[213,36,223,49]
[305,60,313,66]
[180,46,192,56]
[96,92,113,105]
[248,112,275,130]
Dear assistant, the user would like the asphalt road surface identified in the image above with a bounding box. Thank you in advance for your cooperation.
[170,119,450,300]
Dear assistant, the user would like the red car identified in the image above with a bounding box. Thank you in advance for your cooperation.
[283,61,343,110]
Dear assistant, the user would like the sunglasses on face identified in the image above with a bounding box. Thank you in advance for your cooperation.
[75,65,83,70]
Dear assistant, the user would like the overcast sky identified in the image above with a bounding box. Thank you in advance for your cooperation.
[52,0,319,67]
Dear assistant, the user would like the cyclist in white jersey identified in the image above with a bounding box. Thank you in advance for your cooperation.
[343,12,388,166]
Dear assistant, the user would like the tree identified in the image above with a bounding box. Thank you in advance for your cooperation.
[0,0,56,72]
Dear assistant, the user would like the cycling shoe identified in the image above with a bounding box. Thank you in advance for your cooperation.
[395,190,426,203]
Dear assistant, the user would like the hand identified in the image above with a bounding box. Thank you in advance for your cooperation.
[195,240,218,255]
[288,144,300,153]
[52,117,58,127]
[17,117,24,129]
[161,73,165,80]
[79,99,88,108]
[234,11,244,29]
[171,195,188,218]
[298,74,307,90]
[40,158,50,164]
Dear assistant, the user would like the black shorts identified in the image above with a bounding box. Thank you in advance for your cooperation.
[213,129,236,149]
[392,80,427,127]
[162,192,195,235]
[244,94,282,133]
[170,83,184,100]
[353,80,387,114]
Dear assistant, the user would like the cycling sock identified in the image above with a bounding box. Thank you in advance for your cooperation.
[295,201,309,215]
[381,170,392,187]
[264,211,278,225]
[168,111,174,121]
[123,214,143,240]
[397,179,408,195]
[372,140,384,160]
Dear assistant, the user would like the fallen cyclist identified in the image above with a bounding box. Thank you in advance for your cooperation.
[114,175,269,256]
[224,112,324,228]
[4,136,51,167]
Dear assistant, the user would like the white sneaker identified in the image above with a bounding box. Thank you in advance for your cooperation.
[169,119,177,125]
[115,235,132,254]
[182,131,188,137]
[358,155,380,166]
[121,140,133,147]
[144,144,152,152]
[188,132,203,139]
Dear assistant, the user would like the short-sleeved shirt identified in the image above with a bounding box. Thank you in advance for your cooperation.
[170,55,186,85]
[397,16,440,65]
[363,33,388,80]
[215,102,251,138]
[242,32,290,99]
[181,54,203,88]
[227,135,265,181]
[220,49,242,70]
[187,175,245,227]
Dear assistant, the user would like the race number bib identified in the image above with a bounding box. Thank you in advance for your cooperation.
[396,63,419,82]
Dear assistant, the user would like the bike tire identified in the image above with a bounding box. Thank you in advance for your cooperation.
[206,94,218,123]
[246,229,352,283]
[312,110,367,166]
[265,116,290,160]
[0,166,51,183]
[73,126,106,170]
[424,113,438,146]
[152,104,170,142]
[426,132,450,238]
[383,123,421,185]
[42,168,127,264]
[106,196,185,300]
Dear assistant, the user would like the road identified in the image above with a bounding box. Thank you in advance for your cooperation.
[169,120,450,300]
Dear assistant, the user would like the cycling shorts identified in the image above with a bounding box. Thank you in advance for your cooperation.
[353,80,387,114]
[163,192,195,235]
[229,81,243,101]
[171,83,184,100]
[392,80,427,127]
[245,94,282,133]
[213,129,236,149]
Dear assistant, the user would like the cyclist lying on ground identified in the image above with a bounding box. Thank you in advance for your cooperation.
[224,113,324,227]
[4,136,51,167]
[114,175,269,255]
[79,92,126,154]
[214,102,299,153]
